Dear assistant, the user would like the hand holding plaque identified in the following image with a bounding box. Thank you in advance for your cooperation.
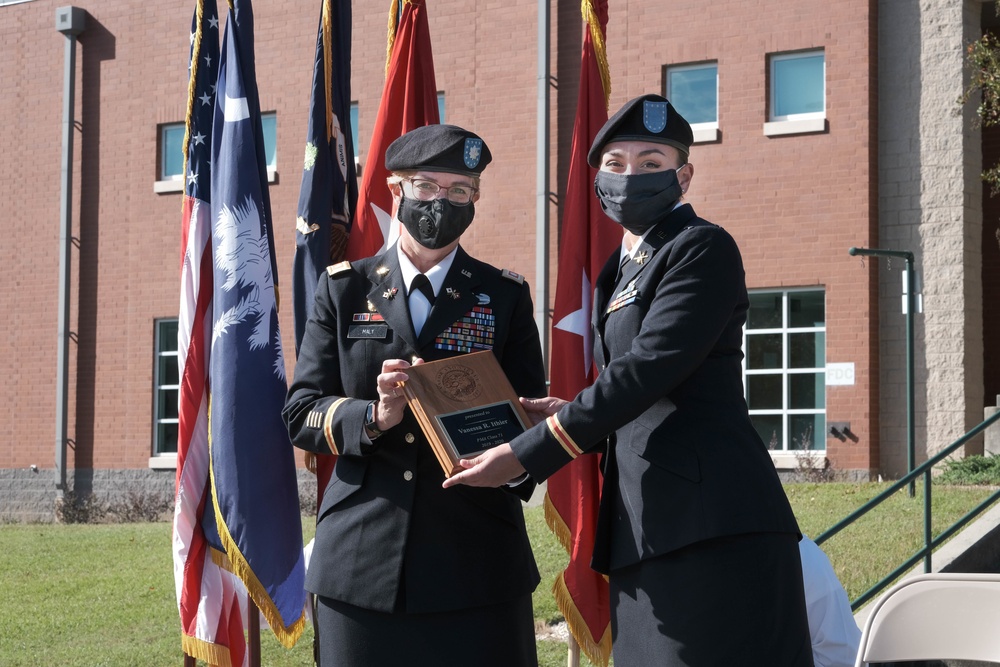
[399,350,530,477]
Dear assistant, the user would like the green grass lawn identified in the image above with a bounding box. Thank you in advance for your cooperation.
[0,481,993,666]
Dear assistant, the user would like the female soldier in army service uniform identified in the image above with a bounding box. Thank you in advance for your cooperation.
[284,124,544,667]
[444,96,816,667]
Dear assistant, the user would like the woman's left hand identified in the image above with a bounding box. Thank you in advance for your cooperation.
[441,444,526,489]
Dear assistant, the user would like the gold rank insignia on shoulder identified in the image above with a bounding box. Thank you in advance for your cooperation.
[501,268,524,284]
[327,261,351,276]
[376,266,390,276]
[635,251,648,265]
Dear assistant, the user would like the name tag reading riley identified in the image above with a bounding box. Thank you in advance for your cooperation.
[348,324,389,339]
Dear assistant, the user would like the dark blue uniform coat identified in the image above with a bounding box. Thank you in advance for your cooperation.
[284,244,544,616]
[511,204,801,573]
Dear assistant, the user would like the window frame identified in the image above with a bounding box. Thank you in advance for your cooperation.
[764,49,827,137]
[743,288,827,459]
[155,112,278,194]
[664,61,720,143]
[151,318,180,465]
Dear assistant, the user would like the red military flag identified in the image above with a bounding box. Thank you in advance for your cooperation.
[313,0,441,502]
[544,1,616,665]
[173,1,247,664]
[345,0,440,260]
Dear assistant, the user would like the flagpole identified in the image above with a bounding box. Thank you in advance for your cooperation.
[568,636,581,667]
[247,598,260,667]
[535,0,550,368]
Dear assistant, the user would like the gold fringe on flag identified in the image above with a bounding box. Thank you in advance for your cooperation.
[182,632,234,667]
[544,487,612,666]
[553,572,613,667]
[321,0,334,143]
[582,0,611,110]
[207,402,307,650]
[384,0,401,78]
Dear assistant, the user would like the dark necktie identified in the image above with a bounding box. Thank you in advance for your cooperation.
[410,273,435,305]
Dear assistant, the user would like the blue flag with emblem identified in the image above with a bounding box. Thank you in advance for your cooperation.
[292,0,357,354]
[208,0,306,646]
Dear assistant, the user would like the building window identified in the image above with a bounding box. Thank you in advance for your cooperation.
[160,123,186,181]
[156,112,277,193]
[153,318,179,456]
[664,62,718,143]
[438,92,446,122]
[744,289,826,451]
[765,50,825,136]
[260,111,277,169]
[350,102,360,157]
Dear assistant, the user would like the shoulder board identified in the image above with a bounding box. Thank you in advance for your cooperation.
[326,261,351,276]
[501,269,524,285]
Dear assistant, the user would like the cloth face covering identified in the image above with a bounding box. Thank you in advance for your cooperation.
[398,196,476,250]
[594,168,682,235]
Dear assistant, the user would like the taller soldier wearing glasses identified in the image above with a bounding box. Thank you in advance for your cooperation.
[284,124,545,667]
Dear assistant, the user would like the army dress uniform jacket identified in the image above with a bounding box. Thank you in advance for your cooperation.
[511,204,801,575]
[284,244,545,615]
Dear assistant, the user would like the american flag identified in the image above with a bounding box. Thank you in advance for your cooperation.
[172,1,248,664]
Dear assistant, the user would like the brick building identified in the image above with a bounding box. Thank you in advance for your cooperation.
[1,0,996,521]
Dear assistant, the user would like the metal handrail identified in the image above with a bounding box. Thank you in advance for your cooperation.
[814,409,1000,610]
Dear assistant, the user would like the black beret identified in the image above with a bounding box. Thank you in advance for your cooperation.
[587,94,693,167]
[385,124,492,176]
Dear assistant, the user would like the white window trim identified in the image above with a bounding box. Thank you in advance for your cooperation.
[766,50,826,135]
[149,454,177,470]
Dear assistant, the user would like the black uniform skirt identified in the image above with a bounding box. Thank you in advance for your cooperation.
[609,532,815,667]
[316,593,538,667]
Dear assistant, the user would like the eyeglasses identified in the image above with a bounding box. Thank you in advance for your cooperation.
[403,178,478,206]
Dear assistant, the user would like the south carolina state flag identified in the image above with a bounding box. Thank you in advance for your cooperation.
[208,0,306,647]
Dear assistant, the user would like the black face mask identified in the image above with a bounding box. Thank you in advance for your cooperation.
[397,196,476,250]
[594,169,683,235]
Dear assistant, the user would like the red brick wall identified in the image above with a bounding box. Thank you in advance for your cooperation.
[0,0,877,475]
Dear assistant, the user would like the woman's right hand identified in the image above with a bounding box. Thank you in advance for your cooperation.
[373,358,422,431]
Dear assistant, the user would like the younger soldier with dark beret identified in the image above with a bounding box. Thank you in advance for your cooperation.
[445,96,816,666]
[284,124,545,666]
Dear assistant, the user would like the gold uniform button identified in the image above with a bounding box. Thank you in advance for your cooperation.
[403,470,414,481]
[405,432,415,444]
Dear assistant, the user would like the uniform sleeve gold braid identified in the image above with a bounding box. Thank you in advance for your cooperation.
[322,0,334,143]
[384,0,401,78]
[323,398,349,455]
[181,0,205,207]
[546,413,583,458]
[582,0,611,110]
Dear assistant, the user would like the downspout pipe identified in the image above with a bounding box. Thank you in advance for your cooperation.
[55,7,85,494]
[535,0,550,369]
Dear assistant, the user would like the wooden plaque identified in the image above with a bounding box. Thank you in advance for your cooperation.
[400,350,530,477]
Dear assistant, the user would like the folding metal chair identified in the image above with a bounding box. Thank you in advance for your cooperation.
[854,572,1000,666]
